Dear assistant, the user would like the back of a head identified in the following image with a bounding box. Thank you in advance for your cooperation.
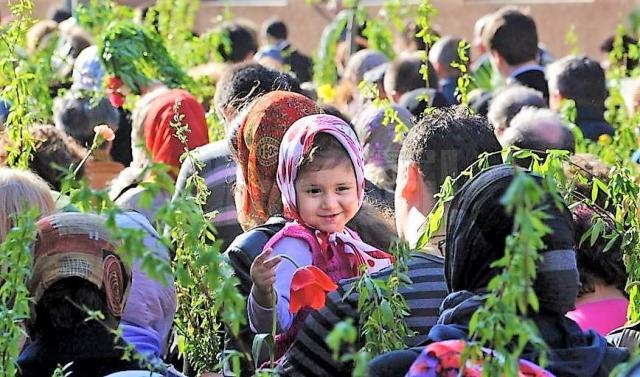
[548,55,608,108]
[398,88,448,119]
[219,22,258,63]
[0,168,55,242]
[53,95,120,148]
[572,203,626,297]
[482,8,538,66]
[344,49,389,86]
[28,213,131,338]
[399,106,502,193]
[444,165,577,315]
[214,62,301,120]
[384,56,437,98]
[429,36,464,77]
[600,34,639,73]
[30,124,84,191]
[264,19,287,41]
[488,85,547,130]
[503,107,575,153]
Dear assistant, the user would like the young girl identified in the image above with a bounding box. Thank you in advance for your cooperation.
[248,114,394,352]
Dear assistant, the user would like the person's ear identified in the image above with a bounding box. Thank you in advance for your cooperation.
[550,91,565,111]
[390,90,402,104]
[401,162,421,201]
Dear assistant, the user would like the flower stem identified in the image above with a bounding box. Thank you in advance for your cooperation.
[279,254,301,269]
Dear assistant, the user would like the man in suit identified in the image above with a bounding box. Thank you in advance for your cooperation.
[258,19,314,83]
[547,56,615,141]
[471,8,547,115]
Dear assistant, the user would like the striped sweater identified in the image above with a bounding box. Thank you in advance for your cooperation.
[277,252,447,377]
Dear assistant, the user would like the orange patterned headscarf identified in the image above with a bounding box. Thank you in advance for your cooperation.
[235,91,320,230]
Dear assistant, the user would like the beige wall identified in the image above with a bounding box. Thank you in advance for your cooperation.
[4,0,637,61]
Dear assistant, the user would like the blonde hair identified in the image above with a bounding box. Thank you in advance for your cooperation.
[0,168,56,242]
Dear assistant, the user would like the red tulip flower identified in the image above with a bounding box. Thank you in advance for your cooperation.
[289,265,338,314]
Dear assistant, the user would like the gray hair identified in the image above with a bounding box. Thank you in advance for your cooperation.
[429,36,464,77]
[488,85,546,130]
[501,107,575,153]
[547,55,607,108]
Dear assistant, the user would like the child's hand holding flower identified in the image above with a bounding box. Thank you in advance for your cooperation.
[250,248,281,307]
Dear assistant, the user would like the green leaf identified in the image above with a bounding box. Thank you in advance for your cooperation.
[251,333,274,370]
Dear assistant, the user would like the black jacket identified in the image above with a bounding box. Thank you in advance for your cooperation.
[513,68,549,100]
[470,67,549,116]
[222,216,286,376]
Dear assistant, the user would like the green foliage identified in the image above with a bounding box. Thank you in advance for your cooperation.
[451,39,471,106]
[0,0,38,168]
[314,10,352,86]
[0,207,38,376]
[564,24,580,55]
[326,319,370,377]
[98,21,194,94]
[415,0,438,87]
[348,241,414,356]
[74,0,134,38]
[166,100,245,373]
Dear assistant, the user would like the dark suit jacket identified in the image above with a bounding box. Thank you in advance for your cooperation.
[512,68,549,100]
[471,67,549,116]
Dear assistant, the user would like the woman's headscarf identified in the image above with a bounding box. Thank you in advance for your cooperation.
[444,164,579,314]
[235,91,320,229]
[277,114,366,223]
[352,104,413,190]
[30,212,131,319]
[71,45,104,93]
[142,88,209,174]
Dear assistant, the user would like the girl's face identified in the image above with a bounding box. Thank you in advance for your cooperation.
[294,160,359,233]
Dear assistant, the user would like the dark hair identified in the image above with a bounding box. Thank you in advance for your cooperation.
[28,277,116,339]
[398,106,502,192]
[600,34,639,73]
[53,95,120,148]
[564,153,611,209]
[214,62,301,115]
[319,104,352,128]
[30,124,84,191]
[572,204,627,296]
[482,8,538,66]
[299,133,352,174]
[398,88,448,120]
[548,56,608,108]
[384,56,437,96]
[219,23,258,63]
[264,19,287,40]
[401,22,440,52]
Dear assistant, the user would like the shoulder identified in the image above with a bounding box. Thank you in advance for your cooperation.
[226,218,286,255]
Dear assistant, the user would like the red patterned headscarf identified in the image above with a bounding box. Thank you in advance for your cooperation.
[235,91,320,230]
[29,212,131,318]
[143,88,209,176]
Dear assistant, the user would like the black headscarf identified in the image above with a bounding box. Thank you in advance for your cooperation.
[444,164,579,314]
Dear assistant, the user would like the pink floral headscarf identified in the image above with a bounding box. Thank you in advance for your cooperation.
[277,114,366,222]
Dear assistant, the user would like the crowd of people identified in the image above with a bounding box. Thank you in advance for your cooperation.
[3,2,640,376]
